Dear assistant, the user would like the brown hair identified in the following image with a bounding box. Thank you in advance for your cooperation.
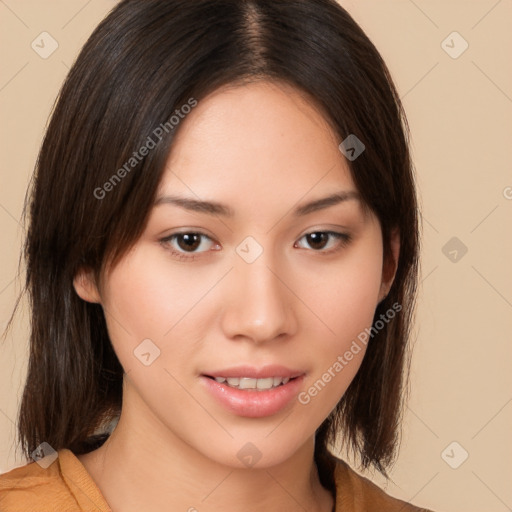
[8,0,419,493]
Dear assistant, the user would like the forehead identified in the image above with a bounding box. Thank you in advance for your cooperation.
[158,81,358,219]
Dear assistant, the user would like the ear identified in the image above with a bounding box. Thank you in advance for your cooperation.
[379,228,400,303]
[73,267,101,304]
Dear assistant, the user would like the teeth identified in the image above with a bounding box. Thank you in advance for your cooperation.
[256,377,274,390]
[238,378,257,389]
[212,376,292,390]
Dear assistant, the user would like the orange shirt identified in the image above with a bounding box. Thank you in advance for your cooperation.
[0,449,434,511]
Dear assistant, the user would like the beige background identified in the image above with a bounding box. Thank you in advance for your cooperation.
[1,1,511,511]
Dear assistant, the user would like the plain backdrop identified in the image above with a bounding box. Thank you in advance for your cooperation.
[1,1,511,511]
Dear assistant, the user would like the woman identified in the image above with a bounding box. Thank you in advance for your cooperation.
[0,0,434,510]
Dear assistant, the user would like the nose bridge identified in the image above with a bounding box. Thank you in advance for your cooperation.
[220,243,296,343]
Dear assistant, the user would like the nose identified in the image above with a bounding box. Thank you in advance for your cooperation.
[220,252,298,344]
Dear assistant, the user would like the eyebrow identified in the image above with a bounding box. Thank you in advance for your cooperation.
[154,190,360,217]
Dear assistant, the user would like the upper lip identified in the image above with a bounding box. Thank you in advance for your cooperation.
[203,365,305,379]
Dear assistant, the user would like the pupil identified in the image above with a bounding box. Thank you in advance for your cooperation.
[178,233,200,252]
[307,232,327,250]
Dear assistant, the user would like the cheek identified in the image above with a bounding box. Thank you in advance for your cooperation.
[334,254,383,338]
[294,234,383,409]
[99,246,203,365]
[299,234,383,348]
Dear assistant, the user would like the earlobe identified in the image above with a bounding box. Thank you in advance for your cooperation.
[73,268,101,304]
[379,228,400,302]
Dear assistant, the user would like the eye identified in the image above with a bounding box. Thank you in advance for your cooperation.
[294,231,351,254]
[160,232,219,260]
[160,230,351,262]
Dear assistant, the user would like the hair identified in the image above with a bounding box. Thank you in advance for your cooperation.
[7,0,419,495]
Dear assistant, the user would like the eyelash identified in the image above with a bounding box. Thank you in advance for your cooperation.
[160,230,352,261]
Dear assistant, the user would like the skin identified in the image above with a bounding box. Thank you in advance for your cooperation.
[75,80,399,512]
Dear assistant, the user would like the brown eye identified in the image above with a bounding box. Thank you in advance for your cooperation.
[305,232,329,250]
[295,231,351,253]
[160,232,219,260]
[175,233,202,252]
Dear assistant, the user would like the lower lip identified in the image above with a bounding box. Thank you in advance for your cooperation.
[201,375,305,418]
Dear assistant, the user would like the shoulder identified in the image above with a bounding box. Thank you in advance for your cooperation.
[0,452,71,512]
[333,457,435,512]
[0,449,111,512]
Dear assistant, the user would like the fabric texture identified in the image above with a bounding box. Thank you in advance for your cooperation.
[0,449,434,511]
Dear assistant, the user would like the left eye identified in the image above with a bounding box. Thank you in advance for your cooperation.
[294,231,351,252]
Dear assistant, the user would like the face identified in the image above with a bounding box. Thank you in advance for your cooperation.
[76,80,397,469]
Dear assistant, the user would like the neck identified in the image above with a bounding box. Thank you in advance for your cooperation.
[78,380,334,512]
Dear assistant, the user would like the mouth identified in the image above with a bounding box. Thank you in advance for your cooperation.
[200,367,306,417]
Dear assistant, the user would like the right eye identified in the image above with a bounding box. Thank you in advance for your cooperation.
[160,232,221,260]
